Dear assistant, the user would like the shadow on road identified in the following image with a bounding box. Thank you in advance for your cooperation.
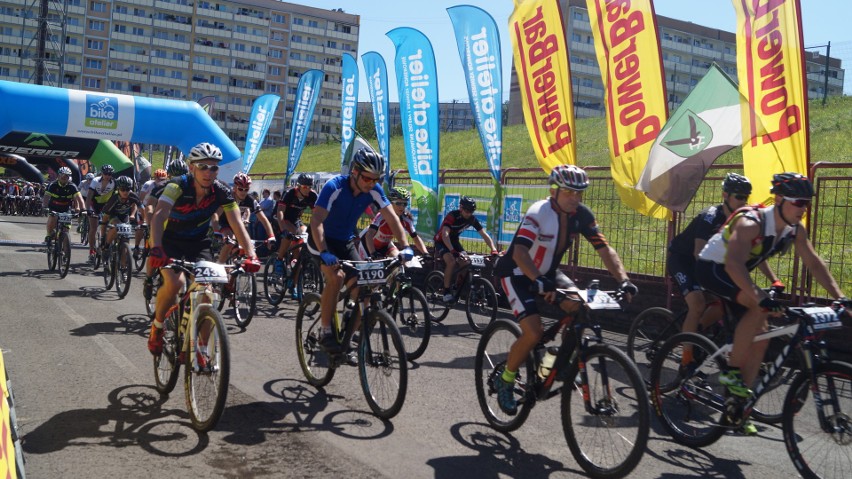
[69,313,150,338]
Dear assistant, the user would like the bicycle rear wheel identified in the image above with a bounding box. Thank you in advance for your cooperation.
[184,305,230,432]
[102,246,115,289]
[79,219,88,245]
[626,307,680,387]
[145,270,162,318]
[232,272,256,329]
[58,232,71,278]
[295,292,335,387]
[783,361,852,479]
[474,319,535,432]
[424,271,450,322]
[46,235,56,271]
[153,305,182,394]
[115,241,133,299]
[134,246,148,273]
[562,344,649,479]
[262,255,286,306]
[93,229,103,270]
[358,309,408,419]
[650,332,727,448]
[393,286,431,361]
[297,254,323,296]
[466,276,498,333]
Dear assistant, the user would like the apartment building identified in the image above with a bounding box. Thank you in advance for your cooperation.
[508,0,845,124]
[0,0,359,149]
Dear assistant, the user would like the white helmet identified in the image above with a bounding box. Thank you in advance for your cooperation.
[187,142,223,163]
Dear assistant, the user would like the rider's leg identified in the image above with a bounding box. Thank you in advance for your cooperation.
[320,265,345,329]
[680,290,707,364]
[217,239,233,264]
[731,307,770,387]
[46,215,57,241]
[149,269,185,354]
[442,251,456,291]
[88,214,98,251]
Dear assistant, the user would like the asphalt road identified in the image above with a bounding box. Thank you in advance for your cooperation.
[0,214,803,478]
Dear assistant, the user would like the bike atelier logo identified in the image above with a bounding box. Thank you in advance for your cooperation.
[85,94,119,129]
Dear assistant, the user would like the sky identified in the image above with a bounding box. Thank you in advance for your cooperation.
[302,0,851,102]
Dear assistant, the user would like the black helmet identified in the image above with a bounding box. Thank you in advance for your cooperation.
[167,159,188,176]
[101,164,114,175]
[459,196,476,211]
[115,176,133,190]
[350,148,385,178]
[296,173,314,186]
[770,172,814,198]
[722,173,752,195]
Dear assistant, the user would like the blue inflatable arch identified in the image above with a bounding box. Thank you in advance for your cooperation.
[0,153,46,183]
[0,80,241,171]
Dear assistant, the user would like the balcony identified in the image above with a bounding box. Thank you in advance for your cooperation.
[67,24,85,34]
[194,43,230,55]
[112,32,150,45]
[323,30,357,42]
[153,18,192,32]
[196,25,232,39]
[64,63,82,73]
[193,63,229,74]
[291,24,324,36]
[231,67,265,80]
[196,7,232,21]
[232,31,267,45]
[234,12,269,27]
[0,13,24,26]
[155,0,193,15]
[152,37,188,50]
[148,76,185,87]
[236,50,265,62]
[113,12,152,25]
[150,56,188,69]
[110,70,148,82]
[65,44,83,54]
[290,42,324,54]
[109,50,149,63]
[571,19,591,32]
[191,80,228,92]
[228,85,263,96]
[68,5,86,15]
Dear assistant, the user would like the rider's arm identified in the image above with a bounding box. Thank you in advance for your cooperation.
[364,226,379,256]
[692,238,708,258]
[256,208,275,239]
[85,188,95,210]
[149,196,176,249]
[41,186,51,209]
[756,261,780,285]
[210,210,221,232]
[223,206,257,259]
[794,225,845,299]
[440,226,454,252]
[73,192,85,211]
[724,218,764,304]
[477,228,498,252]
[512,244,544,281]
[596,245,630,283]
[378,203,410,250]
[309,206,330,253]
[413,234,428,255]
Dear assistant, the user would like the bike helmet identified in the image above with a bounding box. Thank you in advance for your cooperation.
[388,186,411,201]
[187,142,223,163]
[153,168,168,180]
[100,164,114,175]
[722,173,752,195]
[57,166,72,176]
[350,148,385,178]
[549,164,589,191]
[167,158,188,176]
[459,196,476,211]
[296,173,314,186]
[85,173,95,180]
[233,172,252,189]
[115,176,133,190]
[770,172,814,198]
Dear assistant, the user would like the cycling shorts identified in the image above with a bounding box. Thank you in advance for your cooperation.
[162,235,213,263]
[694,259,748,318]
[499,270,575,321]
[667,252,702,297]
[307,233,361,263]
[435,238,464,257]
[91,201,106,215]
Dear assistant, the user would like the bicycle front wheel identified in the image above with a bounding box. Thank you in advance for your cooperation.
[649,332,727,448]
[184,305,230,432]
[562,344,649,479]
[474,319,535,432]
[46,235,56,271]
[115,241,133,299]
[465,276,498,333]
[358,309,408,419]
[297,255,323,296]
[134,245,147,273]
[263,255,286,306]
[58,232,72,278]
[626,307,680,387]
[232,272,256,329]
[153,305,182,394]
[782,361,852,479]
[102,247,115,289]
[424,271,450,322]
[393,286,431,361]
[295,292,334,387]
[79,220,88,245]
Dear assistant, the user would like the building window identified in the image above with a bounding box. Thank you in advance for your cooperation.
[171,71,183,79]
[267,84,280,93]
[88,20,105,31]
[85,59,102,69]
[132,27,144,36]
[306,55,316,62]
[269,66,281,75]
[293,17,304,25]
[152,68,166,77]
[272,13,285,23]
[84,77,101,88]
[109,81,122,90]
[250,46,262,54]
[114,24,127,34]
[233,43,246,52]
[291,35,302,43]
[289,52,301,60]
[115,5,128,14]
[86,39,103,50]
[133,8,145,17]
[89,2,106,13]
[327,40,337,49]
[308,20,319,28]
[269,49,283,59]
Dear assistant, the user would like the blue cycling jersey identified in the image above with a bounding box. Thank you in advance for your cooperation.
[315,175,389,241]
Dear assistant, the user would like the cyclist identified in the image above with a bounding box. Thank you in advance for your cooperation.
[79,172,95,200]
[100,176,142,251]
[433,195,499,302]
[357,186,428,260]
[308,148,414,353]
[42,166,84,242]
[85,165,116,261]
[146,143,261,355]
[133,168,169,258]
[492,164,638,415]
[214,172,276,264]
[696,172,849,399]
[272,173,317,298]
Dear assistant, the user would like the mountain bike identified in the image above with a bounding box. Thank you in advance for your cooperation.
[133,223,149,272]
[78,211,90,245]
[101,222,134,298]
[262,232,307,305]
[215,238,259,329]
[295,258,408,419]
[649,301,852,479]
[424,252,499,333]
[378,255,431,361]
[475,285,649,479]
[46,211,77,279]
[152,259,231,433]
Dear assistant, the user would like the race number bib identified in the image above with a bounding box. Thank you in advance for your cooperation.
[116,223,134,238]
[353,261,386,285]
[469,254,485,268]
[193,261,229,284]
[803,306,843,331]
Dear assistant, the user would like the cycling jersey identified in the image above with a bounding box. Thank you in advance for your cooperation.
[275,187,317,224]
[44,181,80,212]
[78,179,92,199]
[669,204,728,256]
[139,179,164,199]
[158,174,237,241]
[360,212,417,250]
[432,210,483,244]
[314,175,389,242]
[219,195,261,232]
[495,200,608,277]
[698,205,796,270]
[102,191,142,221]
[88,176,115,204]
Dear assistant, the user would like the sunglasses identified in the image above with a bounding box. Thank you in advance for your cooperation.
[358,173,380,184]
[194,164,219,172]
[299,184,312,188]
[783,197,811,208]
[733,194,749,201]
[235,187,250,192]
[118,187,130,192]
[392,201,408,207]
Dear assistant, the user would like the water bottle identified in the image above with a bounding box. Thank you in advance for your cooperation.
[538,346,559,379]
[587,279,600,303]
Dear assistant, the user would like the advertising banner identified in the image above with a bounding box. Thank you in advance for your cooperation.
[286,69,324,182]
[242,93,280,175]
[340,53,359,172]
[361,51,392,180]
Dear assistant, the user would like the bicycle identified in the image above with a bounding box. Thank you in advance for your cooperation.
[262,232,307,305]
[649,301,852,479]
[378,254,431,361]
[78,210,90,245]
[152,259,231,432]
[475,285,649,479]
[215,237,259,329]
[295,258,408,419]
[101,222,134,299]
[424,252,499,333]
[133,223,149,273]
[46,211,77,279]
